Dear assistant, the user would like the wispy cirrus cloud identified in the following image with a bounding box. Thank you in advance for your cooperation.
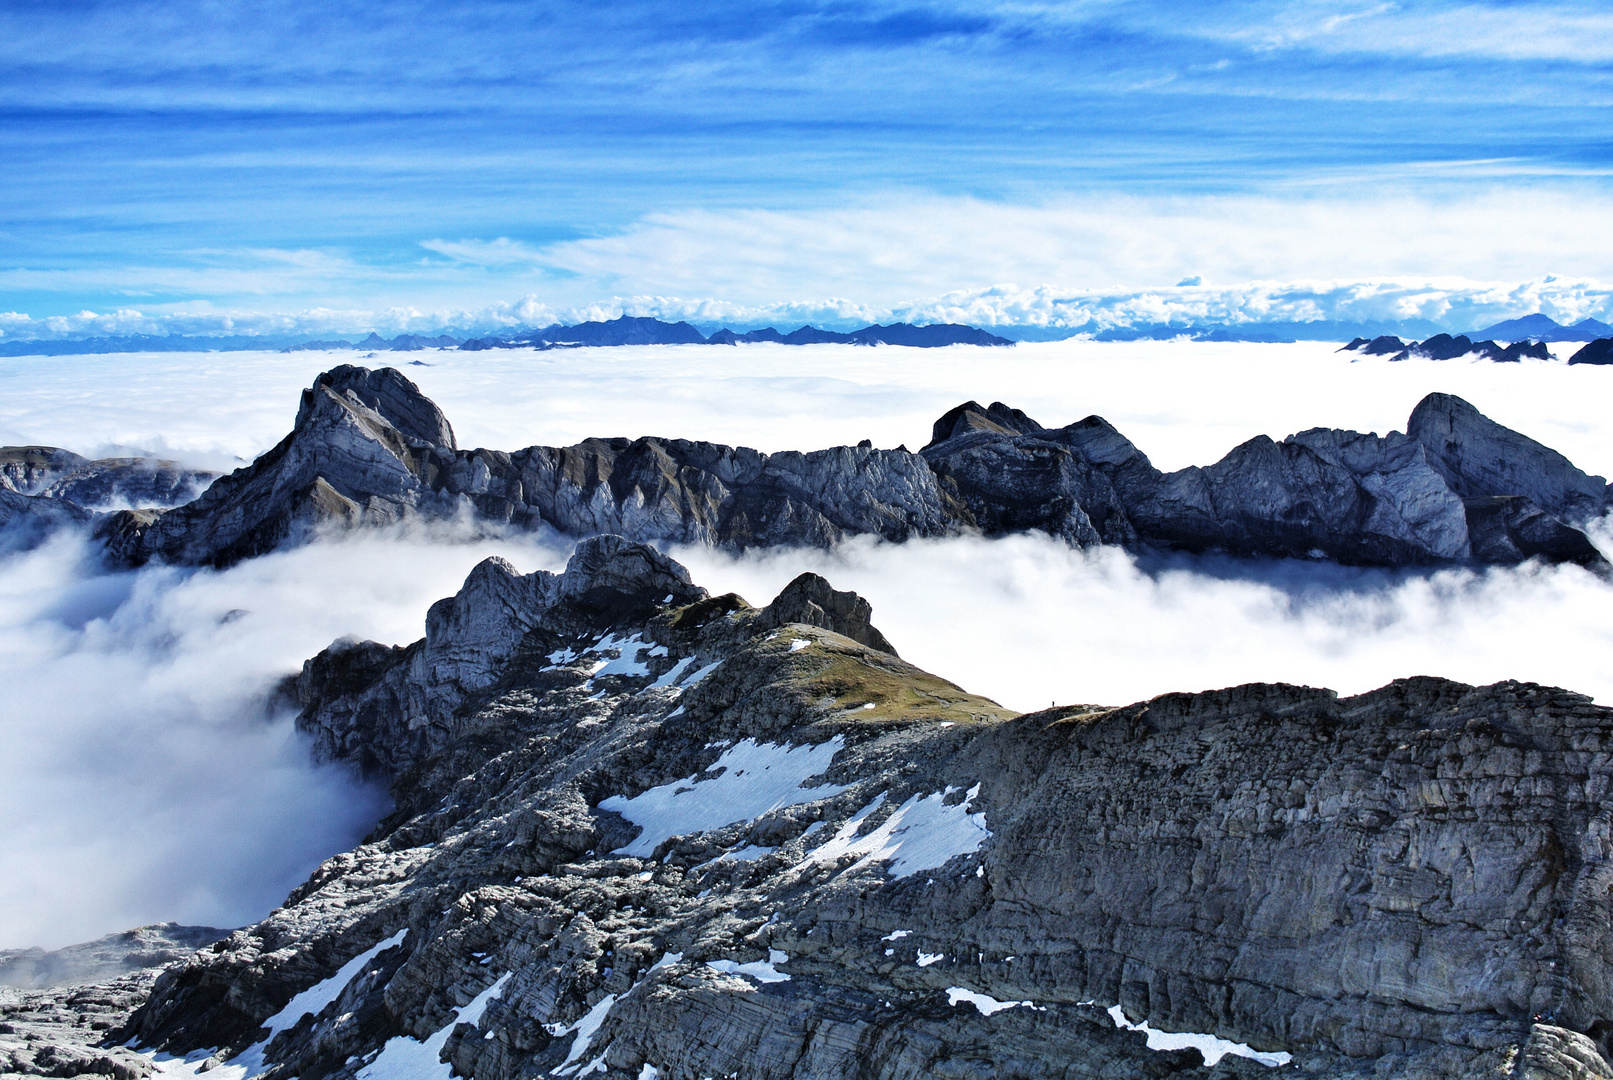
[419,237,547,267]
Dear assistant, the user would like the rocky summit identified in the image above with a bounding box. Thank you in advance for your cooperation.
[15,365,1590,571]
[0,535,1582,1080]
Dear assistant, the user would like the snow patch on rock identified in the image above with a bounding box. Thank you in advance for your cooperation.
[599,738,847,857]
[1106,1004,1292,1068]
[811,784,989,878]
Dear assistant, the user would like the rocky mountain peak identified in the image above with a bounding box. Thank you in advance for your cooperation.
[297,364,457,451]
[1408,391,1609,523]
[924,400,1045,449]
[754,572,898,656]
[13,364,1609,573]
[554,534,706,619]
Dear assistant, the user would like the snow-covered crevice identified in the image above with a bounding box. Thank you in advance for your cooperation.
[146,930,412,1080]
[551,993,617,1076]
[583,633,666,680]
[549,952,683,1077]
[1105,1004,1292,1068]
[598,737,847,857]
[810,783,989,878]
[705,949,792,985]
[353,973,512,1080]
[946,987,1038,1015]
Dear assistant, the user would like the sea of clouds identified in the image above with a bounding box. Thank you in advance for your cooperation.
[1,340,1610,950]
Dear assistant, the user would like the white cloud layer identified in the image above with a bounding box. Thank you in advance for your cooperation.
[11,190,1613,339]
[0,526,572,951]
[1,341,1610,950]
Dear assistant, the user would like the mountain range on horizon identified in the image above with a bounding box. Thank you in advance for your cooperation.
[3,311,1612,358]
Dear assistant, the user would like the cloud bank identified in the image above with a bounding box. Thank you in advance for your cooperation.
[12,189,1613,341]
[0,527,571,951]
[672,530,1613,717]
[8,276,1613,344]
[2,341,1609,950]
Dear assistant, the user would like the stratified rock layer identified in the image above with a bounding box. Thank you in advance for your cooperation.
[118,538,1613,1079]
[85,367,1610,571]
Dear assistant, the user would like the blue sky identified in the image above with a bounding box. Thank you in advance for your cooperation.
[7,0,1613,335]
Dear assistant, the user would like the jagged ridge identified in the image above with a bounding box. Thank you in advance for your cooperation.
[65,365,1611,571]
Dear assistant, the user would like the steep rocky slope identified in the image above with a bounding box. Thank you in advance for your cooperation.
[74,366,1610,570]
[101,536,1613,1079]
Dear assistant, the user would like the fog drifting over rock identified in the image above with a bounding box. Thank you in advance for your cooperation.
[1,340,1610,950]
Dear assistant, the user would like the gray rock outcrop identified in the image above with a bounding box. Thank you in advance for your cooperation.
[82,367,1611,571]
[108,539,1613,1079]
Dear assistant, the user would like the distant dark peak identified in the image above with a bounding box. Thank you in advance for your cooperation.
[781,325,851,345]
[1403,334,1474,361]
[388,333,462,351]
[1569,338,1613,366]
[531,315,707,347]
[924,400,1044,449]
[281,339,354,353]
[443,318,1013,350]
[707,327,788,345]
[1486,340,1551,363]
[1569,317,1613,336]
[1378,334,1555,363]
[846,322,1015,347]
[1468,312,1613,342]
[1341,335,1407,356]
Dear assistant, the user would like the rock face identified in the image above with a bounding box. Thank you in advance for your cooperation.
[0,446,212,509]
[79,367,1612,571]
[2,974,168,1080]
[113,537,1613,1080]
[100,365,463,567]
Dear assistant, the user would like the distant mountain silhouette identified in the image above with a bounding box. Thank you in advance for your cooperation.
[458,317,1014,349]
[1342,334,1552,363]
[1466,313,1613,342]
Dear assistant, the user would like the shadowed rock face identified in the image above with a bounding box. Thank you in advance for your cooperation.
[112,538,1613,1080]
[17,364,1598,571]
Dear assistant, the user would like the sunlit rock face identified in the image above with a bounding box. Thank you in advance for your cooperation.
[73,365,1607,573]
[89,538,1613,1080]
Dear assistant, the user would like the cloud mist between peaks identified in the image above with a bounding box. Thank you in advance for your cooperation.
[1,340,1610,950]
